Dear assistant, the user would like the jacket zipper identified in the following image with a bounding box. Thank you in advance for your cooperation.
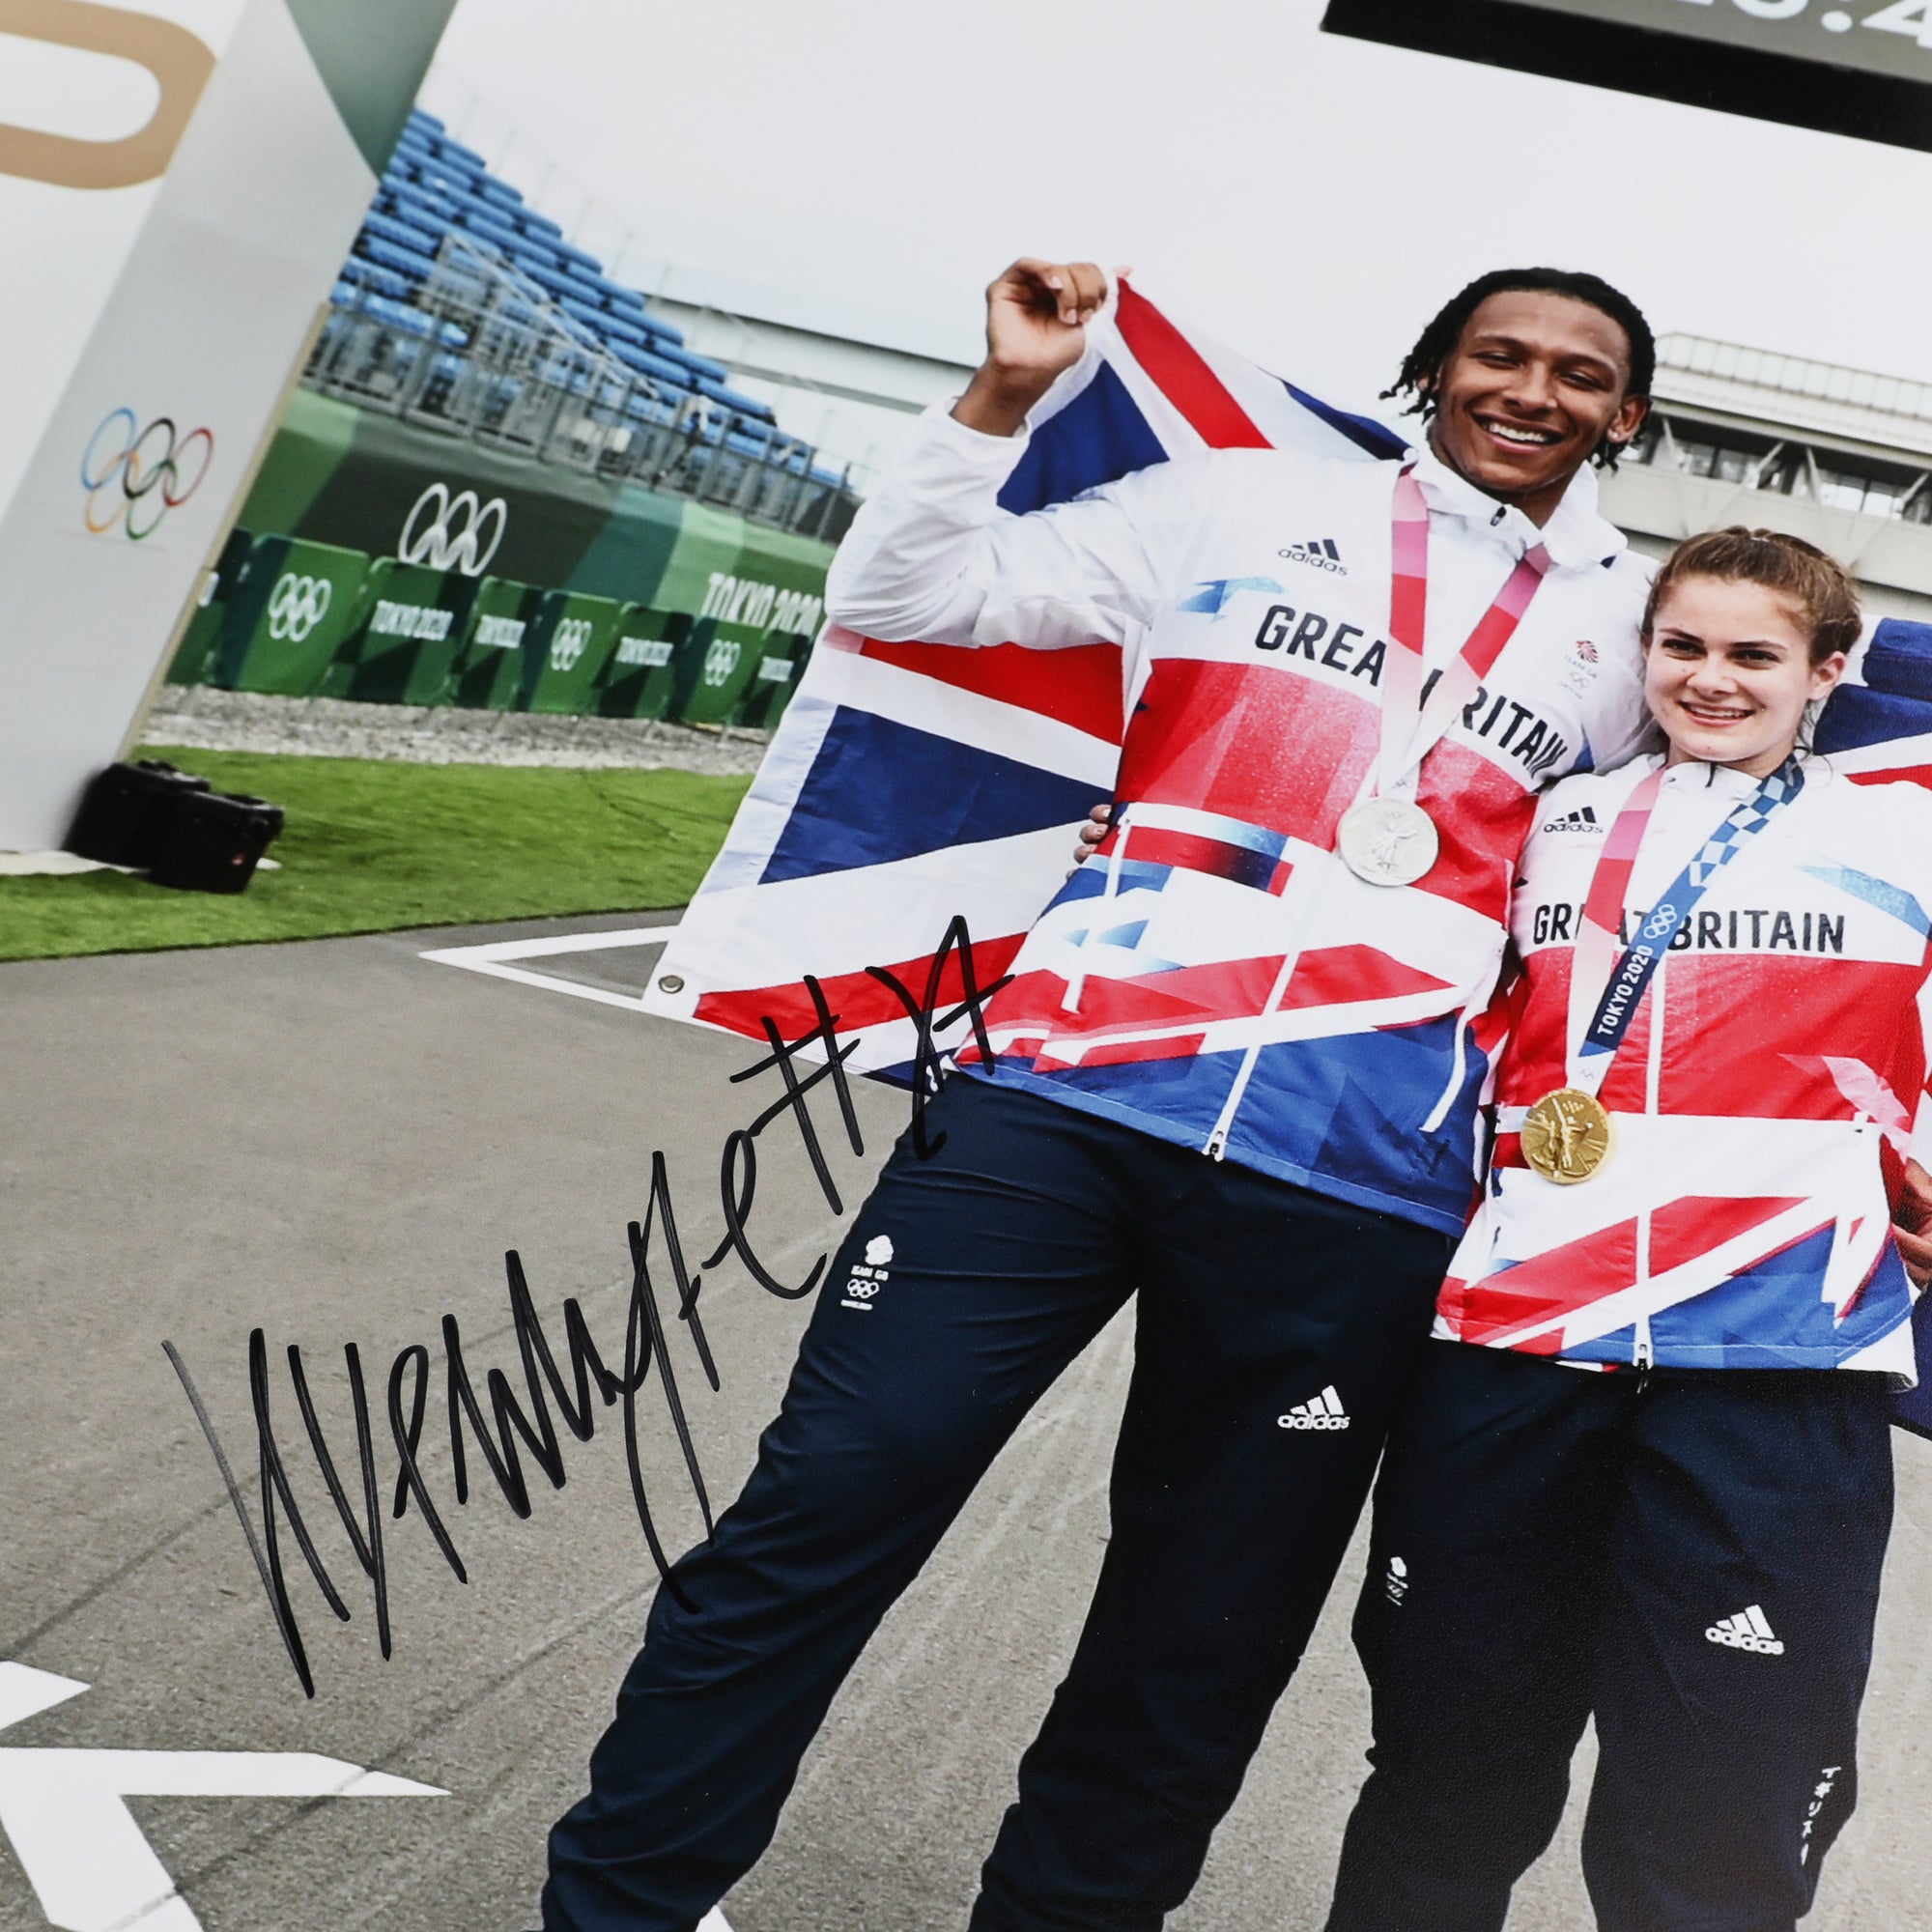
[1203,861,1339,1159]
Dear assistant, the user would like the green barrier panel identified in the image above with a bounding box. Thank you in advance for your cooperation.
[236,390,838,614]
[165,526,252,685]
[521,590,626,715]
[671,516,830,726]
[595,608,694,721]
[217,535,373,696]
[445,577,549,710]
[646,503,753,727]
[732,631,813,730]
[671,616,763,726]
[324,558,482,705]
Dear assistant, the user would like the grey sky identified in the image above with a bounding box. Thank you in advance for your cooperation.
[427,0,1932,412]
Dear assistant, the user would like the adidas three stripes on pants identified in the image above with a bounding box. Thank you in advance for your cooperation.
[542,1074,1454,1932]
[1323,1341,1894,1932]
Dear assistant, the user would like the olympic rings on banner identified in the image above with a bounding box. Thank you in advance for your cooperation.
[550,616,594,671]
[267,573,334,643]
[81,407,214,539]
[399,481,508,577]
[701,636,743,687]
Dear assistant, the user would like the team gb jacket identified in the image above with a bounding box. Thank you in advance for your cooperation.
[826,407,1655,1234]
[1436,754,1932,1375]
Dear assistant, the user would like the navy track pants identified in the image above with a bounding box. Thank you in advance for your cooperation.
[1324,1341,1894,1932]
[543,1075,1454,1932]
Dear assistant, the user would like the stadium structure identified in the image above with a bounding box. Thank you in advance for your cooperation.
[1605,334,1932,626]
[163,109,862,731]
[163,116,1932,737]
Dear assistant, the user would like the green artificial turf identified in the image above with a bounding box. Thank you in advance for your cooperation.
[0,748,751,962]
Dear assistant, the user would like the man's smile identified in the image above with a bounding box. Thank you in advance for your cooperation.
[1474,414,1564,448]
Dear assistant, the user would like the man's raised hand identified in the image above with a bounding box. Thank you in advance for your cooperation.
[954,260,1110,439]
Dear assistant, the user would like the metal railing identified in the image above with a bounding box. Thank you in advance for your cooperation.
[304,232,858,541]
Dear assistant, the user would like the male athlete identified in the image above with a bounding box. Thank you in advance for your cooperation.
[543,261,1659,1932]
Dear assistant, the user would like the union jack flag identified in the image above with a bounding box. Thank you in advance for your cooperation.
[643,284,1403,1076]
[640,288,1932,1426]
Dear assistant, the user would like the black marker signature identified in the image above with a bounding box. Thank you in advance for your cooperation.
[163,919,1010,1696]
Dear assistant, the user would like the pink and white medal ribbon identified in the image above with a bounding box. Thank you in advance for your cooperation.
[1336,466,1552,887]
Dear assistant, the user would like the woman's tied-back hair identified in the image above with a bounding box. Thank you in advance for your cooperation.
[1643,526,1861,665]
[1382,267,1657,470]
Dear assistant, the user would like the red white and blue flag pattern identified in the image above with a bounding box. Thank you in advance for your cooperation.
[1438,754,1932,1386]
[644,286,1406,1074]
[643,290,1932,1415]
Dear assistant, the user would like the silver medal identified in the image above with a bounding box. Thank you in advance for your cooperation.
[1336,797,1439,887]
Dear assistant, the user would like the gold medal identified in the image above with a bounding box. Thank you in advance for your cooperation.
[1520,1087,1615,1184]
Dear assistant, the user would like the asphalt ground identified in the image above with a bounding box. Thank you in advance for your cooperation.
[5,913,1930,1932]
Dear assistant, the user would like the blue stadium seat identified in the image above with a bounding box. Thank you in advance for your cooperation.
[362,208,443,256]
[609,340,699,390]
[557,295,612,331]
[327,106,852,526]
[363,296,468,350]
[384,183,456,219]
[403,163,477,201]
[599,316,651,350]
[390,201,460,239]
[338,255,415,300]
[699,379,777,422]
[521,263,581,302]
[455,207,530,252]
[650,342,729,384]
[356,232,440,284]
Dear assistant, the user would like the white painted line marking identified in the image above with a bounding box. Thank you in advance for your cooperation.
[0,1662,87,1730]
[0,854,277,875]
[0,1664,444,1932]
[420,923,683,966]
[419,923,682,1013]
[0,852,131,876]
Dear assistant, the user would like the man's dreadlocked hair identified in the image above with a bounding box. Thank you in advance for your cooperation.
[1382,267,1656,471]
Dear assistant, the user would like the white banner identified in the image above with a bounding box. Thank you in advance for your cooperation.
[0,0,454,852]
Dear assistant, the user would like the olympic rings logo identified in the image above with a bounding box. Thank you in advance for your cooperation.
[268,573,334,642]
[550,616,594,671]
[399,482,507,577]
[81,408,213,539]
[1642,903,1678,941]
[701,637,743,687]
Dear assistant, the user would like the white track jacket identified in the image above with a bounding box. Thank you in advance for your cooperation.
[1437,754,1932,1375]
[826,409,1656,1233]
